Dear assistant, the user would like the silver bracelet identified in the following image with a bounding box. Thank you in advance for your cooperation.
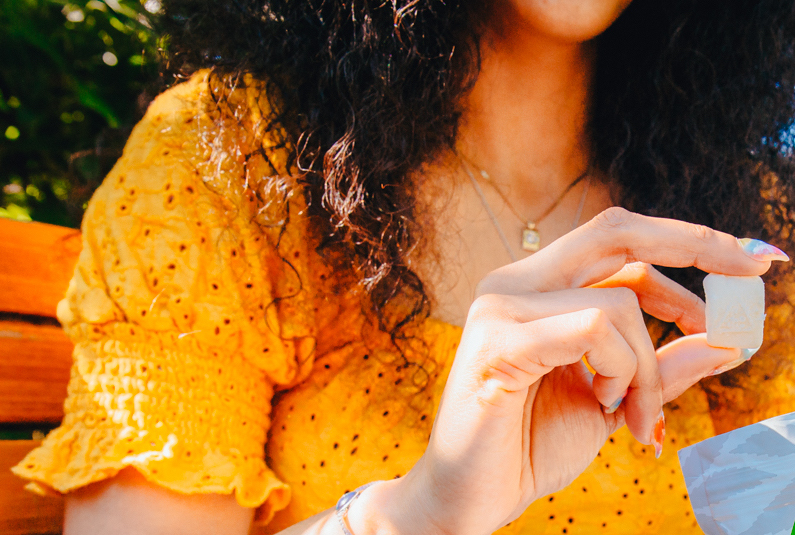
[335,481,382,535]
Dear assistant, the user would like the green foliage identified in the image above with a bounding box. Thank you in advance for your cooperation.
[0,426,53,441]
[0,0,160,227]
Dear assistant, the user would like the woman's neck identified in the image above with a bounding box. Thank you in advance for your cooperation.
[421,17,611,327]
[458,13,597,209]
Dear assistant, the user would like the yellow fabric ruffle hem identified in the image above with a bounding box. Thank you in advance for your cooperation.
[13,332,291,523]
[13,426,289,523]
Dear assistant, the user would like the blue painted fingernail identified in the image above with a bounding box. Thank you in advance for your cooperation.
[605,396,624,414]
[604,389,628,414]
[740,346,760,361]
[738,238,789,262]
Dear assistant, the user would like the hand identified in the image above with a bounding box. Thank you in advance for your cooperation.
[376,208,779,535]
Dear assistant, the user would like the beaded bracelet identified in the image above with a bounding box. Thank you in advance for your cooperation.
[335,481,382,535]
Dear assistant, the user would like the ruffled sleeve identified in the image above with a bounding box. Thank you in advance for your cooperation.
[11,72,316,524]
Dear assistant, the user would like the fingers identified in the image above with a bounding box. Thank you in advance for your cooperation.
[657,333,743,401]
[497,309,636,412]
[477,208,780,297]
[562,208,772,287]
[589,262,706,335]
[483,289,661,444]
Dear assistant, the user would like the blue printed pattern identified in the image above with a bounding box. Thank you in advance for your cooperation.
[678,412,795,535]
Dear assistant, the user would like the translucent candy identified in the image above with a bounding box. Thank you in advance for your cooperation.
[703,274,765,349]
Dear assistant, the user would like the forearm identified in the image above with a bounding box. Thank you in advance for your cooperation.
[63,468,254,535]
[277,475,441,535]
[62,465,439,535]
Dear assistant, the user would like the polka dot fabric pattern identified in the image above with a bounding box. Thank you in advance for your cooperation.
[11,73,310,523]
[12,72,795,533]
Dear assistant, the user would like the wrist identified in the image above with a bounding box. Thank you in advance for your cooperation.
[345,470,446,535]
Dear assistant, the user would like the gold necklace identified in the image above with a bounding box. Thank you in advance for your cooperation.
[461,157,591,256]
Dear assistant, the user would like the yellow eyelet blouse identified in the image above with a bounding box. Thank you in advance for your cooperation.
[12,71,795,534]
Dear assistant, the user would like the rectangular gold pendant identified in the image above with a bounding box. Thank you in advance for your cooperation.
[522,228,541,252]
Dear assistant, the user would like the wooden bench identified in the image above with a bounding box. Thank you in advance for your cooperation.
[0,217,81,534]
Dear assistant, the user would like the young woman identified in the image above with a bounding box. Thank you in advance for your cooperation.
[14,0,795,533]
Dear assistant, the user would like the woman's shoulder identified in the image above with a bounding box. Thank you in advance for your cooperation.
[142,69,211,121]
[101,69,292,197]
[88,69,306,257]
[66,69,331,385]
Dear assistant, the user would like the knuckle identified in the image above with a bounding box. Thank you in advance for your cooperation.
[610,286,640,310]
[468,293,507,322]
[687,288,703,307]
[621,262,655,289]
[637,372,663,393]
[579,308,610,338]
[591,207,635,231]
[689,223,715,243]
[681,287,704,312]
[474,275,497,298]
[481,353,527,393]
[470,323,502,355]
[629,261,655,281]
[627,357,639,377]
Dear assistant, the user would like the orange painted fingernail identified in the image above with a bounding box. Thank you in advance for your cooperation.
[651,410,665,459]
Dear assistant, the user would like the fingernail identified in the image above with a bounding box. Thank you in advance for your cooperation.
[740,346,760,361]
[604,389,628,414]
[706,346,760,377]
[652,410,665,459]
[738,238,790,262]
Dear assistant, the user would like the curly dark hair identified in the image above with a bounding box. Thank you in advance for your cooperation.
[158,0,795,347]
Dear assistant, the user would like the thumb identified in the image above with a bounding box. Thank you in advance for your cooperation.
[657,333,745,402]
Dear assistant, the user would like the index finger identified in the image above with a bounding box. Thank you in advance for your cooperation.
[480,208,787,295]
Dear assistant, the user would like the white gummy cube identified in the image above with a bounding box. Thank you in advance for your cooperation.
[703,274,765,349]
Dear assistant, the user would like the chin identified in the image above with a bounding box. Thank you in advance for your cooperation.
[508,0,635,42]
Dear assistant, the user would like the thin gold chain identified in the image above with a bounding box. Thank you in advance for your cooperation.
[461,156,590,226]
[462,162,518,262]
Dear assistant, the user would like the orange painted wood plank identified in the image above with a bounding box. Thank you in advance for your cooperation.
[0,218,81,318]
[0,321,72,424]
[0,440,63,534]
